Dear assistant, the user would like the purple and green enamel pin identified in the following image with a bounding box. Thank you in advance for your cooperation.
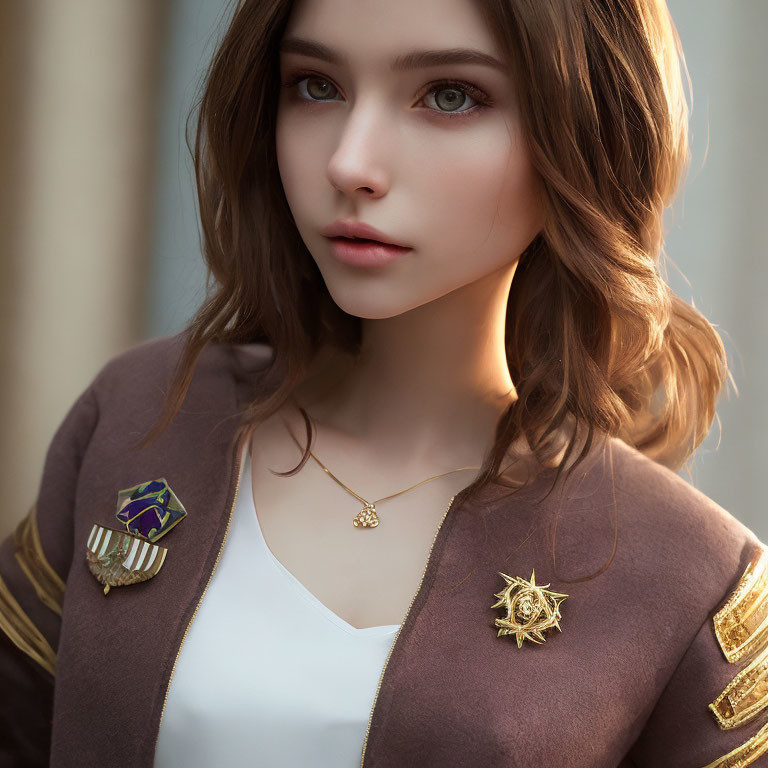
[114,478,187,542]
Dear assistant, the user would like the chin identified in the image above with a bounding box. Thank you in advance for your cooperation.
[313,252,462,319]
[326,289,417,320]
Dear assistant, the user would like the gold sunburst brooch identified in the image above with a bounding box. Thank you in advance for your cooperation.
[491,569,568,647]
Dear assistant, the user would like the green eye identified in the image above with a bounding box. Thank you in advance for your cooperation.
[282,70,492,120]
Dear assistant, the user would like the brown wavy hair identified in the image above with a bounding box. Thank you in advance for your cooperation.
[142,0,731,520]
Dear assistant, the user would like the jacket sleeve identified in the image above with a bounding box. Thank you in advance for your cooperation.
[0,384,99,766]
[628,539,768,768]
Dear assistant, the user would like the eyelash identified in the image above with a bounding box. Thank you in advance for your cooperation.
[280,69,492,120]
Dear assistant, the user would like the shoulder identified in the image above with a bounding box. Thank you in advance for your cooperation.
[88,331,275,415]
[554,433,763,652]
[55,332,277,467]
[555,436,768,764]
[604,436,761,599]
[89,330,260,394]
[601,438,768,764]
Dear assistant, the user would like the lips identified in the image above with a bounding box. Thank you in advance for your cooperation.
[327,236,411,267]
[332,236,388,246]
[321,219,411,248]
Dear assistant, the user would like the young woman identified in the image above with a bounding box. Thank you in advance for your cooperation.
[2,0,766,766]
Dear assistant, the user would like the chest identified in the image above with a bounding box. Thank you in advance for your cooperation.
[249,444,464,630]
[358,505,655,767]
[59,435,662,768]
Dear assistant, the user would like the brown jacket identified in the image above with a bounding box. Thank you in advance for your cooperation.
[1,332,767,767]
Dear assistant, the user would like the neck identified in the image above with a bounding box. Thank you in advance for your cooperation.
[291,262,523,472]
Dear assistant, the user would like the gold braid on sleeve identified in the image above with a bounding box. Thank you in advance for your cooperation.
[699,543,768,767]
[0,503,66,677]
[0,573,57,677]
[13,503,66,616]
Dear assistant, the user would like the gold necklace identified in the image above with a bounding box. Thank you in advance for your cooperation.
[281,417,481,529]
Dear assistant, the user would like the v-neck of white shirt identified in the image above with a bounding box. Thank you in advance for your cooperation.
[244,444,401,638]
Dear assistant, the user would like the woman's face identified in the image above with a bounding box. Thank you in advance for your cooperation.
[275,0,545,319]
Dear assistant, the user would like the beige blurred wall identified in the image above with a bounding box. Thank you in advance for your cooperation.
[0,0,170,539]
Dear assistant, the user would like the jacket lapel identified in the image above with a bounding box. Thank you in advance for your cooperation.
[51,342,264,766]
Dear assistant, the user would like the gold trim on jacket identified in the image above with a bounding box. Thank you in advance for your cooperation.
[701,543,768,766]
[699,721,768,768]
[0,574,57,677]
[14,503,66,616]
[0,504,65,677]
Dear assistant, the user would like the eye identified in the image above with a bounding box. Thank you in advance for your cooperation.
[421,81,488,116]
[281,71,492,119]
[296,75,339,101]
[289,74,342,103]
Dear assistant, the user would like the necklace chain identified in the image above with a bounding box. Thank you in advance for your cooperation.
[281,416,481,529]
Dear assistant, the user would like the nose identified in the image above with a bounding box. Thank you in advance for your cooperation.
[326,103,392,198]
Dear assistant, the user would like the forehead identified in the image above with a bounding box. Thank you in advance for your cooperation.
[280,0,503,69]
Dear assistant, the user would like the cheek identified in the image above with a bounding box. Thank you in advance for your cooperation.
[413,120,543,267]
[275,114,305,212]
[275,106,328,221]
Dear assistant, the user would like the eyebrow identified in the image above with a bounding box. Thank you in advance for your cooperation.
[279,36,508,74]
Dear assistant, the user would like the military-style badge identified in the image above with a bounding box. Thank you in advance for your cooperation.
[86,525,168,595]
[86,478,187,595]
[491,569,568,647]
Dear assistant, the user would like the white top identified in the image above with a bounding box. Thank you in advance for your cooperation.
[154,444,400,767]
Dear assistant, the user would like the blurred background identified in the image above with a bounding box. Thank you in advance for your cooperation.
[0,0,765,541]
